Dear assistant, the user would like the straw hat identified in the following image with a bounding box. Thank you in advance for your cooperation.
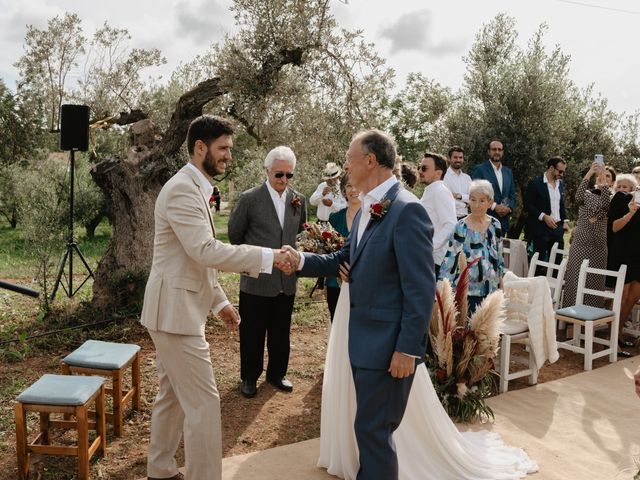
[322,162,342,180]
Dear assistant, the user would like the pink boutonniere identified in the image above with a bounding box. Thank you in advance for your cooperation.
[368,198,390,226]
[291,194,302,215]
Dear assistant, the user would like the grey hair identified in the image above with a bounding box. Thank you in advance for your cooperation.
[264,146,297,170]
[615,173,638,190]
[354,129,396,169]
[469,179,494,200]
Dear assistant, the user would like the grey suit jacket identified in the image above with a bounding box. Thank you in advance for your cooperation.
[228,182,307,297]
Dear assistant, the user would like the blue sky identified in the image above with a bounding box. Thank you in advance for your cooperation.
[1,0,639,115]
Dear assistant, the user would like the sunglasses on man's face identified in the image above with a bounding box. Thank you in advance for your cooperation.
[274,172,294,179]
[418,165,429,172]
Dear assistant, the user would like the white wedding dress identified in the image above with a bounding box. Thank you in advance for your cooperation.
[317,284,538,479]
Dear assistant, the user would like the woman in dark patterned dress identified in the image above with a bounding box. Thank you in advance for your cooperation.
[562,162,614,309]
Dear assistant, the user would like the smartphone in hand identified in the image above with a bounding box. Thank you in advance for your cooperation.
[594,154,605,166]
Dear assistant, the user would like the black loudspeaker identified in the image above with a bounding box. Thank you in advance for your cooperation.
[60,104,90,151]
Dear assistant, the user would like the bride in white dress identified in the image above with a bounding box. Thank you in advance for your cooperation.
[317,283,538,480]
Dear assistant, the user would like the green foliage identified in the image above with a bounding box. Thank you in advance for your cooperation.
[15,160,68,309]
[14,13,86,132]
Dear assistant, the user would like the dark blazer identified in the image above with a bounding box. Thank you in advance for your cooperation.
[228,182,307,297]
[472,160,516,232]
[524,174,567,240]
[300,182,435,370]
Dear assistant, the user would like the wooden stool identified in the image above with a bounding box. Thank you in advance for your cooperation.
[15,374,106,480]
[61,340,141,436]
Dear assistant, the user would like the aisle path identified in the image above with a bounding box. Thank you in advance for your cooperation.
[141,357,640,479]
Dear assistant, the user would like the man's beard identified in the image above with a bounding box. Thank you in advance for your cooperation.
[203,150,224,177]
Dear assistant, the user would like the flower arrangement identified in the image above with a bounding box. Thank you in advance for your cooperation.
[296,222,345,254]
[427,255,506,423]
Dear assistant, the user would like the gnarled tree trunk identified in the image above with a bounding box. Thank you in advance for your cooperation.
[90,47,315,311]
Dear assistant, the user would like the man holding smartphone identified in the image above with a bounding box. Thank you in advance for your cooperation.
[524,157,570,267]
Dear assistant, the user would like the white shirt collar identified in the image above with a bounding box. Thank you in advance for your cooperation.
[265,179,287,201]
[447,167,462,176]
[423,179,444,194]
[490,160,502,172]
[360,175,399,204]
[186,162,213,200]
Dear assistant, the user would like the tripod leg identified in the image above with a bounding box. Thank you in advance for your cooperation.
[72,244,94,278]
[50,247,70,300]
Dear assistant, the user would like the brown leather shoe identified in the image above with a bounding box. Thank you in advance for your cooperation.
[148,473,184,480]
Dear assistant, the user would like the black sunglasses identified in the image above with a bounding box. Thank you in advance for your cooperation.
[274,172,294,179]
[418,165,428,172]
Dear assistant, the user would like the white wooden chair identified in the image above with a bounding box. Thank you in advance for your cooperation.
[527,252,568,309]
[555,259,627,371]
[498,279,537,393]
[549,242,569,266]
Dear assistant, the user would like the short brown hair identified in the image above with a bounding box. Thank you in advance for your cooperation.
[186,115,234,155]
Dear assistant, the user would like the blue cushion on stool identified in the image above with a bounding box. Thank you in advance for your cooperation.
[17,374,104,406]
[63,340,140,370]
[556,304,614,321]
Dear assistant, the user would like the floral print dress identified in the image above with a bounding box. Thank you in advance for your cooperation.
[439,217,505,298]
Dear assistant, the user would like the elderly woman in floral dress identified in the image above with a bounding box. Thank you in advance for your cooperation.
[439,179,505,314]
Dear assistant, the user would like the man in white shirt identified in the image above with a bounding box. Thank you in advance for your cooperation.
[418,152,457,276]
[443,146,472,220]
[310,162,347,221]
[228,146,307,398]
[524,157,569,267]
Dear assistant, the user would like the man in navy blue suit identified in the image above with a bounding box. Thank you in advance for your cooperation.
[524,157,569,264]
[283,130,435,480]
[472,138,516,234]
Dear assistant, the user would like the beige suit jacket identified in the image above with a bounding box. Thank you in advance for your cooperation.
[141,165,263,335]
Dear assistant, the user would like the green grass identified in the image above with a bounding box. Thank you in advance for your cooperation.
[0,221,112,279]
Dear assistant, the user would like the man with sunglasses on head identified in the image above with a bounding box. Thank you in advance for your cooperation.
[524,156,570,268]
[228,146,307,398]
[418,152,457,277]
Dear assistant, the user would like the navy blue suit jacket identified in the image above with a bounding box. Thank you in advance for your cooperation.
[472,160,516,232]
[300,182,435,370]
[524,174,567,240]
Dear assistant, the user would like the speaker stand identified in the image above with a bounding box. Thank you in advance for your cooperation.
[50,150,94,300]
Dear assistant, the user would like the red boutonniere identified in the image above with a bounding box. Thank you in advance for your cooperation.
[368,198,390,226]
[291,194,302,214]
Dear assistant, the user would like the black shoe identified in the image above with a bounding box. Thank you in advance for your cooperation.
[240,380,257,398]
[267,377,293,392]
[619,339,636,348]
[618,349,633,358]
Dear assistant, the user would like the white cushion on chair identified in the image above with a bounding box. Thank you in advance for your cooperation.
[500,319,529,335]
[556,304,613,321]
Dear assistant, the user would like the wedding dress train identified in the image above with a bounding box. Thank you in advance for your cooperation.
[317,284,538,480]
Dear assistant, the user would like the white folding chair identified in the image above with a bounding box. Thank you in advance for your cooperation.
[498,279,537,393]
[527,252,568,309]
[555,259,627,371]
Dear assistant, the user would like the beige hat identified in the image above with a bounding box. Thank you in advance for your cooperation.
[322,162,342,180]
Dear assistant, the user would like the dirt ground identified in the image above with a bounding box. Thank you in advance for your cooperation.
[0,297,637,479]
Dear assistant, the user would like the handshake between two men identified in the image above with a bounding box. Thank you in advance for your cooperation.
[273,245,302,275]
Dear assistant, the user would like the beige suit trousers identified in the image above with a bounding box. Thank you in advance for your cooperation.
[147,329,222,479]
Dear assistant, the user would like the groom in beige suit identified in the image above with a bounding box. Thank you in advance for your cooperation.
[141,115,291,480]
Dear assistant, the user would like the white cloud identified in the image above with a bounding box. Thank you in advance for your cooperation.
[379,9,466,56]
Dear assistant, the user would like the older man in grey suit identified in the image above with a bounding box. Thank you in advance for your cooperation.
[228,146,307,397]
